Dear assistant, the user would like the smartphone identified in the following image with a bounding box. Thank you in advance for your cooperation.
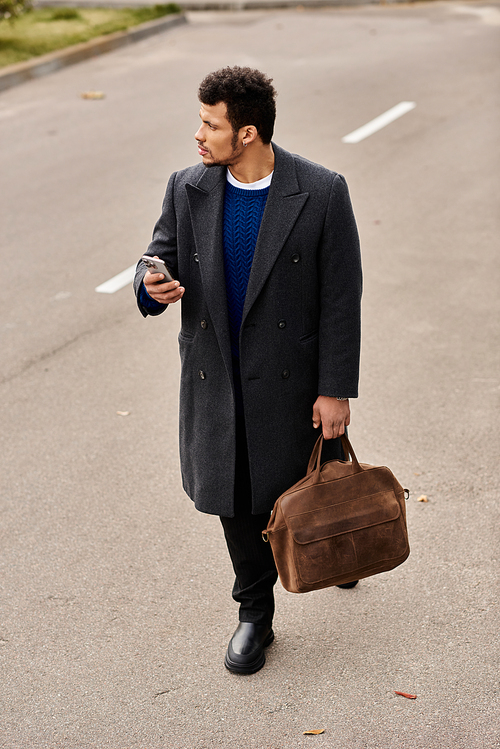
[141,255,174,283]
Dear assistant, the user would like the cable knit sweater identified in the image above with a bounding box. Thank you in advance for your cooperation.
[223,180,270,358]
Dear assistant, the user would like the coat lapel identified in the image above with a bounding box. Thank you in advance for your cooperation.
[185,145,309,370]
[241,144,309,325]
[186,167,233,375]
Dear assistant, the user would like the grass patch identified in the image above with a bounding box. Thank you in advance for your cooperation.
[0,4,181,68]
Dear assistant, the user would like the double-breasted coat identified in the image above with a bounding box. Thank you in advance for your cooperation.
[134,143,362,517]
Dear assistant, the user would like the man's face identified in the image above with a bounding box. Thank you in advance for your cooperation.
[194,102,243,167]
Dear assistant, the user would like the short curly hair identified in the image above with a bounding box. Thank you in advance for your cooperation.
[198,66,277,145]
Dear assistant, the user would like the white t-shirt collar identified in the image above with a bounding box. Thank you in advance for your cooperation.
[226,168,273,190]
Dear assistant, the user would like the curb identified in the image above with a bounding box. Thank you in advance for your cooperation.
[0,13,186,94]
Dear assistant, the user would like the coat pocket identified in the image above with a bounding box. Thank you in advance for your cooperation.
[178,330,195,343]
[299,330,319,344]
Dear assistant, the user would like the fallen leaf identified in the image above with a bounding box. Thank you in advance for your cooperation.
[116,411,130,416]
[303,729,325,735]
[81,91,105,100]
[417,495,428,502]
[394,691,417,699]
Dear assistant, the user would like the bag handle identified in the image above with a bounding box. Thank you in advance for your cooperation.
[307,433,363,483]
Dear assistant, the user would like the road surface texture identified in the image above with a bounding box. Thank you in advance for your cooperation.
[1,2,499,747]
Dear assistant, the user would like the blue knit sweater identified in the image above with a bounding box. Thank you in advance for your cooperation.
[223,181,269,358]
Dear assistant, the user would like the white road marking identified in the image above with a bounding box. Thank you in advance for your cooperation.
[453,5,500,25]
[342,101,416,144]
[95,264,136,294]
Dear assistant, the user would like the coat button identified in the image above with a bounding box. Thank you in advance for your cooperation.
[200,319,208,329]
[198,370,206,380]
[193,253,199,263]
[278,319,286,329]
[291,253,300,263]
[281,369,290,379]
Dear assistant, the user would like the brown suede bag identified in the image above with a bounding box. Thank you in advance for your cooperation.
[262,434,410,593]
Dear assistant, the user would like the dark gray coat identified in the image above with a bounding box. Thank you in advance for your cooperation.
[134,143,362,517]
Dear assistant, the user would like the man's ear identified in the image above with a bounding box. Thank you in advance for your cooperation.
[241,125,259,147]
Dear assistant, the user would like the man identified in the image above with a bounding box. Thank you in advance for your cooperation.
[134,67,362,674]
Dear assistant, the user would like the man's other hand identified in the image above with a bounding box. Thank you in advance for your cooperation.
[312,396,350,440]
[143,270,184,305]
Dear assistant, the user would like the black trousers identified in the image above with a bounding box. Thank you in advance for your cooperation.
[219,415,278,628]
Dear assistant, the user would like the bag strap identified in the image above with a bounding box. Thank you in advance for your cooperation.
[341,434,362,474]
[306,433,324,473]
[307,433,363,483]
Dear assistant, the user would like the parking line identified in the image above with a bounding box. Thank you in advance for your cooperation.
[95,264,136,294]
[342,102,416,144]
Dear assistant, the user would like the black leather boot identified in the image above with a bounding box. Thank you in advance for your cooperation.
[224,622,274,674]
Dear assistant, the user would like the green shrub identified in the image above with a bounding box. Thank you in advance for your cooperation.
[49,7,82,21]
[0,0,32,21]
[153,3,181,15]
[122,4,181,24]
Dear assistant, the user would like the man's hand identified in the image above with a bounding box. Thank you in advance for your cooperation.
[312,395,350,440]
[143,258,184,305]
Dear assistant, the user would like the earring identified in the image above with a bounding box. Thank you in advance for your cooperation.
[243,141,247,147]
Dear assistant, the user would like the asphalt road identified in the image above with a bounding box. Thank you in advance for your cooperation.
[1,2,499,747]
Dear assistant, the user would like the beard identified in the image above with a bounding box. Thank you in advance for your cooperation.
[203,131,241,167]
